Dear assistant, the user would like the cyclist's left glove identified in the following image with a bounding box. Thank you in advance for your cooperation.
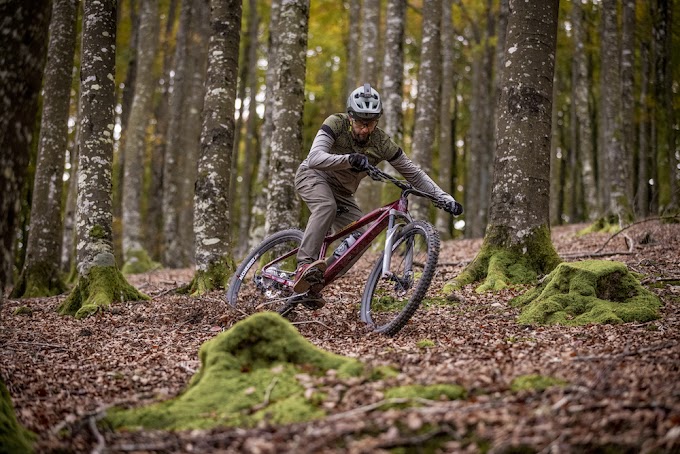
[441,195,463,216]
[348,153,370,172]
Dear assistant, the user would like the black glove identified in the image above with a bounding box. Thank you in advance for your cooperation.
[442,197,463,216]
[348,153,369,172]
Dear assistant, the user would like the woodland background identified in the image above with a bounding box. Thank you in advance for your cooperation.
[0,0,679,452]
[5,0,680,286]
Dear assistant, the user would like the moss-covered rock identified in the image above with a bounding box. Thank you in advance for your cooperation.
[106,312,363,431]
[509,374,567,392]
[121,248,161,275]
[10,261,66,299]
[512,260,661,325]
[577,215,620,235]
[58,265,149,319]
[0,380,34,454]
[445,225,561,294]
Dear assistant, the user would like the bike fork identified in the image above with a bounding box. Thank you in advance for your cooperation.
[381,210,412,278]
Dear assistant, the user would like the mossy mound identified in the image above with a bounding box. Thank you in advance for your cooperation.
[1,380,35,453]
[10,261,66,299]
[509,374,567,393]
[385,383,467,403]
[445,225,561,294]
[181,258,236,296]
[106,312,363,431]
[58,265,149,319]
[577,215,620,235]
[121,248,161,275]
[512,260,661,325]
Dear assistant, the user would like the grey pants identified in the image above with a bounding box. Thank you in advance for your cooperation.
[295,166,364,264]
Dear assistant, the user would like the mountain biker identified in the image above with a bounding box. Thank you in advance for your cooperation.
[293,83,463,307]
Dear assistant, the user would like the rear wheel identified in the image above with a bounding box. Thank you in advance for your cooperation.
[226,229,303,315]
[360,221,440,336]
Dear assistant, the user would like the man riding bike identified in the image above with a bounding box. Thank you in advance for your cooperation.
[293,83,463,307]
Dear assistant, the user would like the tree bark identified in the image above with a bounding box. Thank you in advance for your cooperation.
[382,0,405,144]
[249,0,281,249]
[0,0,51,301]
[59,0,147,319]
[411,0,442,223]
[162,0,192,267]
[344,0,361,95]
[572,0,598,220]
[121,0,160,274]
[436,0,454,239]
[450,0,561,293]
[264,0,309,236]
[601,0,634,226]
[188,0,241,295]
[636,44,651,217]
[12,0,78,298]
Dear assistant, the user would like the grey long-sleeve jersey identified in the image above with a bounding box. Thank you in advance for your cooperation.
[299,113,450,200]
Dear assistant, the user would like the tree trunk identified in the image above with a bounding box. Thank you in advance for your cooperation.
[636,43,651,217]
[410,0,442,223]
[162,0,192,267]
[382,0,405,144]
[146,0,179,261]
[0,0,50,301]
[621,0,636,211]
[236,0,261,256]
[601,0,634,226]
[449,0,561,293]
[572,0,598,220]
[436,0,454,240]
[188,0,241,295]
[356,0,381,213]
[178,0,210,266]
[12,0,78,298]
[344,0,361,95]
[249,0,281,249]
[59,0,147,319]
[121,0,160,274]
[265,0,310,235]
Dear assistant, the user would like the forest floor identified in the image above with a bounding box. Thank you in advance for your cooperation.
[1,220,680,453]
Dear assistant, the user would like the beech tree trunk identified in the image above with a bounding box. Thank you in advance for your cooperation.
[450,0,561,293]
[249,0,281,249]
[121,0,160,274]
[382,0,405,144]
[264,0,309,236]
[59,0,147,319]
[410,0,442,223]
[188,0,241,295]
[0,0,51,301]
[12,0,78,298]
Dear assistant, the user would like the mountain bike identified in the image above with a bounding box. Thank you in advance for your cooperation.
[226,165,453,336]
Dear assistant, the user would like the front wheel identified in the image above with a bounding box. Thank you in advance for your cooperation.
[360,220,440,336]
[226,229,303,315]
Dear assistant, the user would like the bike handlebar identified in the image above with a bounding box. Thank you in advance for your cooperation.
[366,165,447,209]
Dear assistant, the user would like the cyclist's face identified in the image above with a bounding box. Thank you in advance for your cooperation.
[351,118,378,143]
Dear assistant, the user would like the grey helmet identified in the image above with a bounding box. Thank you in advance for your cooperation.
[347,83,382,120]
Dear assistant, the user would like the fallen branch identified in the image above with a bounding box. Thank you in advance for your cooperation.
[291,320,331,329]
[4,341,67,350]
[595,215,680,254]
[641,276,680,285]
[89,416,106,454]
[559,250,635,259]
[263,377,279,405]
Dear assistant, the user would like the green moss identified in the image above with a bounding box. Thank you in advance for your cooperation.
[12,306,33,316]
[509,374,567,392]
[445,225,561,294]
[0,380,35,454]
[385,383,467,404]
[577,215,620,235]
[58,265,149,319]
[89,225,106,239]
[416,339,436,349]
[181,257,236,296]
[512,260,661,326]
[105,312,363,431]
[9,261,66,298]
[121,248,161,275]
[368,365,399,380]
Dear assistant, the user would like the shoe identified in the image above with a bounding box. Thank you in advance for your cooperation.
[291,291,327,310]
[293,259,327,293]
